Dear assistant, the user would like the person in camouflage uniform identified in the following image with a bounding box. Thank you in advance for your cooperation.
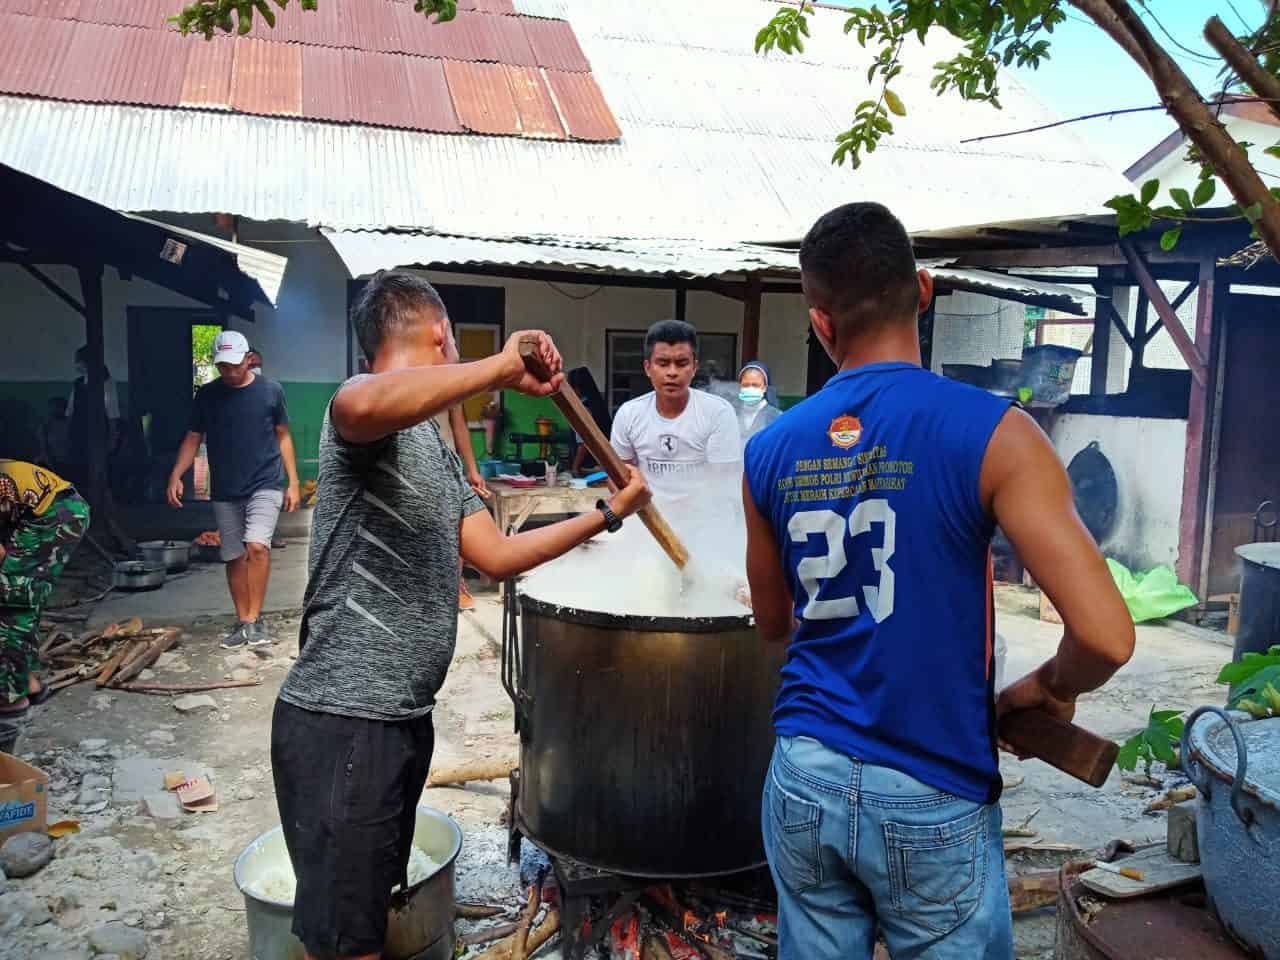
[0,460,90,714]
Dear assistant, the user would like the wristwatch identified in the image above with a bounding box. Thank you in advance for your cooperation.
[596,499,623,534]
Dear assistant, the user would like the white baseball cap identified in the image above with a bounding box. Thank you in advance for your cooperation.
[212,330,249,365]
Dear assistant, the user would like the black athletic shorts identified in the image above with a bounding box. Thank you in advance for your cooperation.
[271,698,435,959]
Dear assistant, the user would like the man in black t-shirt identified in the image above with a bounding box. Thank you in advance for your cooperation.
[167,330,300,649]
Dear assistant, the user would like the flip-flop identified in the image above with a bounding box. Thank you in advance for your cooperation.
[29,684,53,706]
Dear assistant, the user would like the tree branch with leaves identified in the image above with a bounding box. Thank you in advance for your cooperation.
[170,0,457,38]
[757,0,1280,261]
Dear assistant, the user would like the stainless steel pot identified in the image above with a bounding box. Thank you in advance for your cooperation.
[112,560,166,591]
[137,539,191,573]
[1181,707,1280,959]
[505,583,783,877]
[233,807,462,960]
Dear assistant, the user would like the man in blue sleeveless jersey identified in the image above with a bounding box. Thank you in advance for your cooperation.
[743,203,1135,959]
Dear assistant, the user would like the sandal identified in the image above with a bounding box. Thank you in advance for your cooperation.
[29,682,53,706]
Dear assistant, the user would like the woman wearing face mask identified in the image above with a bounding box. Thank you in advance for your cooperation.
[736,361,781,441]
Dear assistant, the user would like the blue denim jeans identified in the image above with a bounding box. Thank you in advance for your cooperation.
[762,735,1013,960]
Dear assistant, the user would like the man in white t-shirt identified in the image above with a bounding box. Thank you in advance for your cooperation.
[610,320,741,505]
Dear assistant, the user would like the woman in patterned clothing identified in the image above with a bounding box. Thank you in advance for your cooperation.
[0,460,90,716]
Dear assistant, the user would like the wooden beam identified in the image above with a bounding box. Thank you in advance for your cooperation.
[1142,280,1199,346]
[1176,257,1219,591]
[674,287,687,323]
[742,276,762,363]
[21,264,85,316]
[1096,298,1135,349]
[1090,282,1113,395]
[946,242,1207,271]
[1121,240,1206,384]
[1131,289,1149,373]
[77,262,108,518]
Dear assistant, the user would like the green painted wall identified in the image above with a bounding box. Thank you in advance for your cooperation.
[278,381,340,483]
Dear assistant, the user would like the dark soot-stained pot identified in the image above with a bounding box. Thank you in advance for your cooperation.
[505,586,784,878]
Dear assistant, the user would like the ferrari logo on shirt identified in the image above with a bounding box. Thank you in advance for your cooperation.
[659,434,678,455]
[828,415,863,450]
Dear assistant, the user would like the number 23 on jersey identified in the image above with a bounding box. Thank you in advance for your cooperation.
[787,499,896,624]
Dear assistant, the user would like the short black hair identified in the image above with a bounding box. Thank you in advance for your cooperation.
[799,202,919,336]
[644,319,698,361]
[350,271,447,361]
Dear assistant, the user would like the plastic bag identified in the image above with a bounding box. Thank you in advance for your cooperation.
[1106,559,1198,623]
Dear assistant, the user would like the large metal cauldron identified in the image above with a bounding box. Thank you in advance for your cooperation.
[503,582,783,877]
[1236,542,1280,659]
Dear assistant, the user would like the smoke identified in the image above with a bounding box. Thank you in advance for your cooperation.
[520,481,750,619]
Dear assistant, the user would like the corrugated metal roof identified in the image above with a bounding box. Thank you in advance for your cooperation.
[179,35,233,109]
[522,16,589,71]
[0,12,73,96]
[0,0,1130,246]
[546,68,619,140]
[0,5,615,141]
[505,65,564,139]
[230,37,302,116]
[125,213,288,304]
[512,0,570,19]
[445,60,518,135]
[320,230,1094,314]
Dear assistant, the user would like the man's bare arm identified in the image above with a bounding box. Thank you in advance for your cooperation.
[460,467,649,580]
[983,409,1135,719]
[332,331,563,445]
[743,474,795,644]
[166,431,203,509]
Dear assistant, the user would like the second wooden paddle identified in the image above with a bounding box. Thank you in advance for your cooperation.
[517,336,689,569]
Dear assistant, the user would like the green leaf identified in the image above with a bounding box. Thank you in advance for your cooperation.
[1218,651,1280,685]
[1160,226,1182,251]
[1244,201,1264,223]
[1116,735,1142,772]
[1151,709,1183,723]
[1193,178,1216,207]
[1149,729,1177,765]
[1228,663,1280,708]
[1140,179,1159,205]
[1266,144,1280,160]
[1152,205,1180,219]
[884,89,906,116]
[1170,187,1192,211]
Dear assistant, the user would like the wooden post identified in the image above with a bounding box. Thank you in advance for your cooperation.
[674,287,687,323]
[1090,280,1112,396]
[1131,288,1149,376]
[742,276,762,363]
[1177,257,1218,592]
[78,262,108,516]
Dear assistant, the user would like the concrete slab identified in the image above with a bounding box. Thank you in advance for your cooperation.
[88,539,310,629]
[112,757,213,805]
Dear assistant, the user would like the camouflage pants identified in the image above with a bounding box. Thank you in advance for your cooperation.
[0,493,90,703]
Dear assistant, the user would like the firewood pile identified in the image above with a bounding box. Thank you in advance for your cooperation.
[36,617,255,696]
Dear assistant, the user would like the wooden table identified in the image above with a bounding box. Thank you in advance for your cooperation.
[489,481,602,535]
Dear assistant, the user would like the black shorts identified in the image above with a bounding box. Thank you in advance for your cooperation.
[270,698,435,959]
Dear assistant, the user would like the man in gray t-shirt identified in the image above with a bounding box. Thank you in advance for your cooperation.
[271,271,648,960]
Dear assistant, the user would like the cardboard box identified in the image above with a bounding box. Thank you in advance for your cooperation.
[0,753,49,842]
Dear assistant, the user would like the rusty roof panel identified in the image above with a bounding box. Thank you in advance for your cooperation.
[47,21,121,102]
[342,0,399,54]
[504,65,562,139]
[522,17,588,71]
[301,43,349,123]
[0,12,74,96]
[345,49,410,129]
[403,55,461,133]
[179,34,233,109]
[472,0,517,13]
[77,0,172,29]
[249,0,344,47]
[52,21,188,105]
[488,13,537,66]
[547,69,619,141]
[5,0,79,16]
[389,2,438,57]
[230,37,301,116]
[445,60,517,135]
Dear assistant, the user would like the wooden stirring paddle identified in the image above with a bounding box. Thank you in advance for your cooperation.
[518,335,689,569]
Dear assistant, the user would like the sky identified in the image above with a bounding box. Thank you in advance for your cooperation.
[815,1,1268,172]
[1000,2,1267,170]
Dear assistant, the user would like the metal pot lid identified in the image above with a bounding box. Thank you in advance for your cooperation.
[1235,541,1280,570]
[1192,714,1280,804]
[1066,442,1117,544]
[519,592,754,633]
[138,540,190,549]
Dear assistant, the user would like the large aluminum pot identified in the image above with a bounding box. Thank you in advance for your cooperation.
[1181,708,1280,959]
[505,583,783,877]
[233,807,462,960]
[137,539,191,573]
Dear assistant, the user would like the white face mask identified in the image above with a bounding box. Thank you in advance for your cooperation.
[739,386,765,405]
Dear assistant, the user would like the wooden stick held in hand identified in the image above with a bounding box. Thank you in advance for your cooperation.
[517,335,689,569]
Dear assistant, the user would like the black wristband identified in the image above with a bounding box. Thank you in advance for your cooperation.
[596,499,622,533]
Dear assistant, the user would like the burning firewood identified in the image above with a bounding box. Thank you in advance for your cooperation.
[510,883,541,960]
[470,909,560,960]
[456,902,507,920]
